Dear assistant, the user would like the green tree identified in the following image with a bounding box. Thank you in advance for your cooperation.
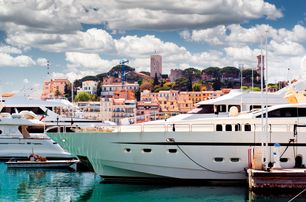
[140,79,153,91]
[96,80,102,97]
[135,89,141,101]
[202,67,221,79]
[212,78,222,90]
[64,83,71,100]
[173,78,189,91]
[192,82,202,91]
[54,87,62,98]
[153,73,159,86]
[74,92,92,102]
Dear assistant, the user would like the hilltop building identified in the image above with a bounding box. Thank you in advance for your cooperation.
[169,69,183,82]
[150,54,162,78]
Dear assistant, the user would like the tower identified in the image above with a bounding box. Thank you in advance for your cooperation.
[256,55,265,84]
[150,54,162,78]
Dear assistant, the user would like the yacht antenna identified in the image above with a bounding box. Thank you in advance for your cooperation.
[264,30,270,167]
[252,66,254,90]
[260,35,265,169]
[239,64,244,111]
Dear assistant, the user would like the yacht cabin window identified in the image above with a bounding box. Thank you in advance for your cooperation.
[216,105,226,113]
[225,124,232,131]
[244,124,251,131]
[256,107,303,118]
[188,105,214,114]
[216,124,222,131]
[1,107,46,115]
[235,124,241,131]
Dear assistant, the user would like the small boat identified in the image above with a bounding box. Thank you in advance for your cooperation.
[6,154,79,169]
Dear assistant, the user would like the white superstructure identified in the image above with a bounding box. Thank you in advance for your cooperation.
[0,113,74,160]
[147,80,306,123]
[0,96,115,131]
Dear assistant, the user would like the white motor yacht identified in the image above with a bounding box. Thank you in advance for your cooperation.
[48,102,306,182]
[0,96,115,131]
[0,112,74,161]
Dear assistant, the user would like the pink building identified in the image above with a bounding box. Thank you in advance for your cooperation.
[102,76,121,85]
[41,79,71,99]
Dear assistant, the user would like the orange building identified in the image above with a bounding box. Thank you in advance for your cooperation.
[140,89,230,115]
[41,79,71,100]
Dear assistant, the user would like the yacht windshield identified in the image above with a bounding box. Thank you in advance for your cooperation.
[188,105,214,114]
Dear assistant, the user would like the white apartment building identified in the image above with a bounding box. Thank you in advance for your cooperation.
[78,80,98,95]
[101,82,139,97]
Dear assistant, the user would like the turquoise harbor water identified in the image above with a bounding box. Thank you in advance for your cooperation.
[1,162,306,201]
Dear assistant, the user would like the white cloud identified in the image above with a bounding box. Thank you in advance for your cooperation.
[88,0,282,30]
[6,28,115,52]
[0,0,282,41]
[270,40,305,56]
[0,45,22,54]
[65,52,118,71]
[0,53,35,67]
[36,58,48,66]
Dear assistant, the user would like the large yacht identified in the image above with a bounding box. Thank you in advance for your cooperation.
[0,111,74,161]
[0,95,115,131]
[48,103,306,182]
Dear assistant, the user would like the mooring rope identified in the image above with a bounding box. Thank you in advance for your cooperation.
[288,188,306,202]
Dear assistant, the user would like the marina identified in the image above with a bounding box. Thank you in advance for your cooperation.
[0,0,305,201]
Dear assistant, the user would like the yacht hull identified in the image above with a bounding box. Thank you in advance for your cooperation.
[0,137,75,160]
[49,129,304,181]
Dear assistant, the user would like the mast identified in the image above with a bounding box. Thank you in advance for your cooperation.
[264,30,269,167]
[260,35,265,169]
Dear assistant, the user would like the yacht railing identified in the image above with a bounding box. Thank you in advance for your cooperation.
[46,123,300,134]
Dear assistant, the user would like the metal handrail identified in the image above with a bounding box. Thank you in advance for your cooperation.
[45,122,298,134]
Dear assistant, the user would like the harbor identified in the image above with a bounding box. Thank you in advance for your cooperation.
[0,0,306,201]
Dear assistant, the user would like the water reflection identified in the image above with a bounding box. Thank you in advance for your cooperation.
[1,163,98,201]
[2,162,306,202]
[80,182,247,202]
[248,190,306,202]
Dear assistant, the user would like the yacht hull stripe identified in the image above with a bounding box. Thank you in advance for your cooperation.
[114,142,306,146]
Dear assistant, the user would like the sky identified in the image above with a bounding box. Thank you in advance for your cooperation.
[0,0,305,98]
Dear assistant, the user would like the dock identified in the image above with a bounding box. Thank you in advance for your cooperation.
[248,168,306,190]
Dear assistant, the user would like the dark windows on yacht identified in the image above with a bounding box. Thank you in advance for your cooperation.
[214,157,224,162]
[142,148,152,153]
[230,158,240,162]
[244,124,251,131]
[1,107,46,115]
[216,123,250,132]
[216,124,222,131]
[235,124,241,131]
[225,124,232,131]
[168,149,177,153]
[256,107,306,118]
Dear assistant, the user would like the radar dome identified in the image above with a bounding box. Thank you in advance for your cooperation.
[229,106,239,117]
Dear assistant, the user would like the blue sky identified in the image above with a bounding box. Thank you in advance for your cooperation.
[0,0,305,97]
